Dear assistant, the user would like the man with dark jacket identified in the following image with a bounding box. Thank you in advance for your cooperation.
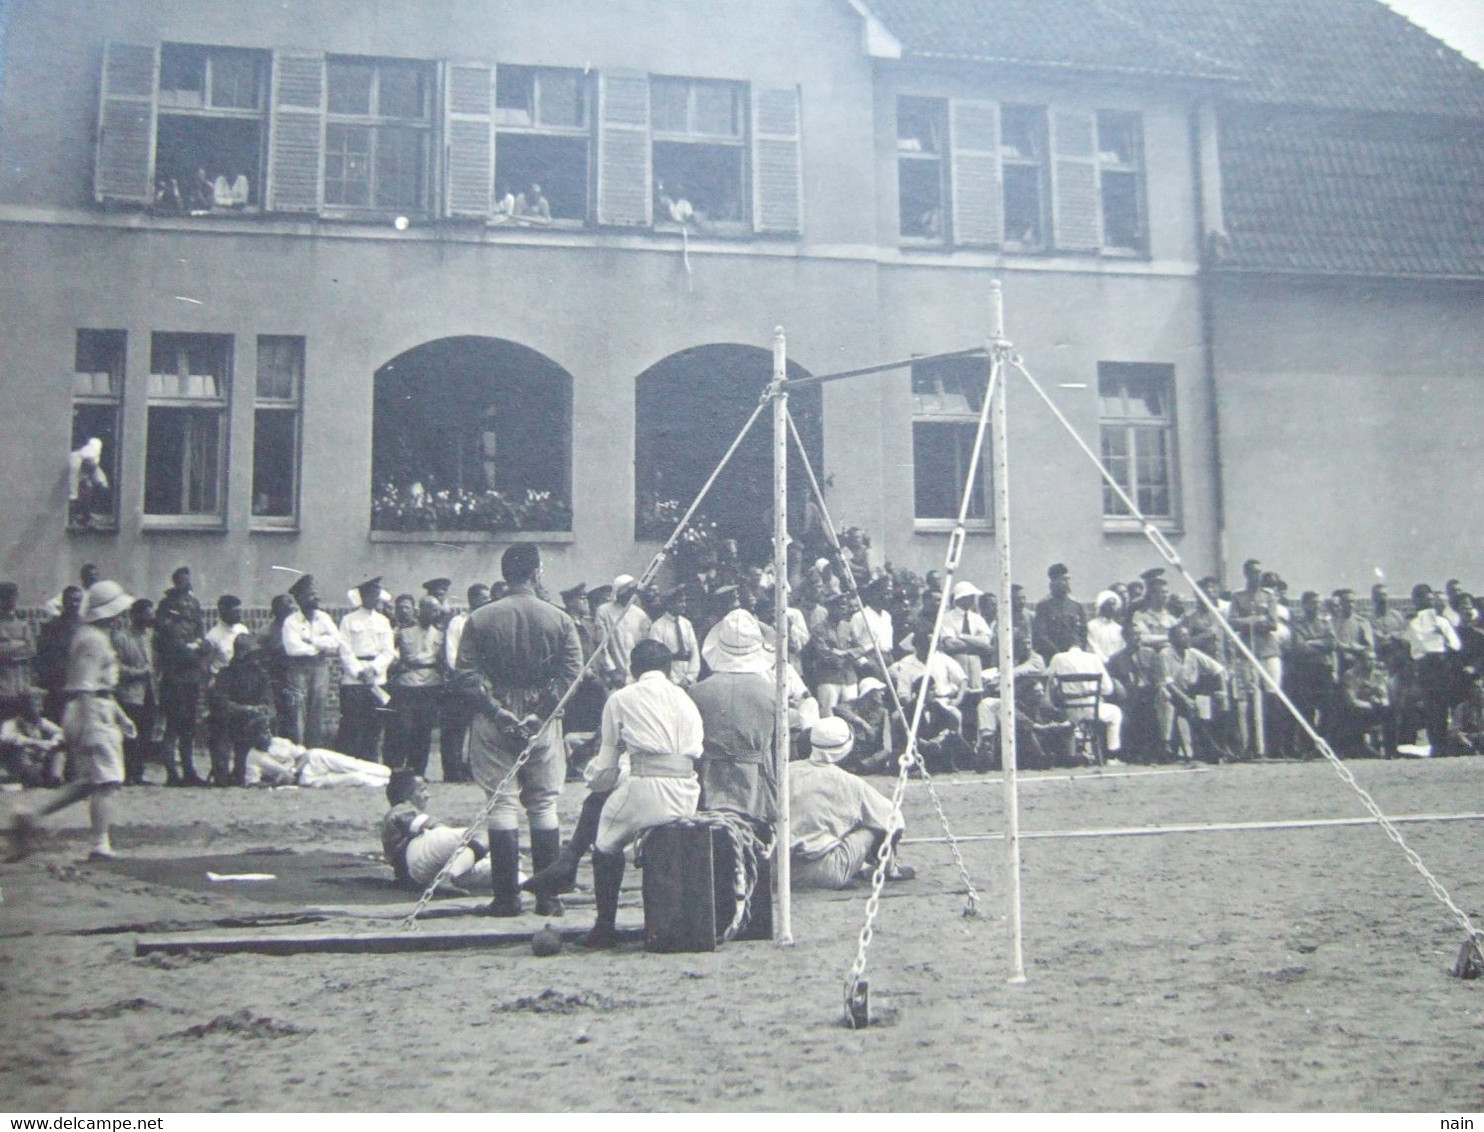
[207,635,275,786]
[454,543,583,917]
[155,567,208,786]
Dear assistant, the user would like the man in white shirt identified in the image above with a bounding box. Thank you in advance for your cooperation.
[595,574,651,689]
[1046,626,1123,761]
[647,585,700,687]
[280,573,344,748]
[438,583,489,783]
[203,594,249,677]
[1406,582,1460,752]
[939,580,993,741]
[889,617,969,772]
[789,717,914,890]
[335,576,395,763]
[847,577,896,681]
[578,639,703,949]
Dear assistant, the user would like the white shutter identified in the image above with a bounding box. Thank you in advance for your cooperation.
[267,51,325,214]
[1050,109,1100,251]
[752,85,802,234]
[950,99,1001,247]
[597,71,650,227]
[94,41,158,204]
[444,62,496,219]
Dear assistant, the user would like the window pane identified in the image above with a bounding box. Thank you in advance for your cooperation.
[1003,163,1043,246]
[1101,169,1142,250]
[651,78,688,133]
[75,329,125,396]
[146,406,222,515]
[914,421,987,520]
[1000,105,1044,159]
[159,44,206,104]
[898,158,944,238]
[496,133,589,221]
[374,126,426,209]
[897,98,941,154]
[325,123,371,205]
[257,336,302,400]
[327,60,373,115]
[495,67,534,125]
[653,140,744,223]
[911,355,986,414]
[377,65,427,120]
[537,71,584,129]
[1101,427,1132,516]
[1097,112,1139,165]
[1135,427,1171,516]
[692,82,738,137]
[210,52,260,109]
[253,409,297,517]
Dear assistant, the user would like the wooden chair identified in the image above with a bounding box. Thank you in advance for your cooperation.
[1052,672,1105,767]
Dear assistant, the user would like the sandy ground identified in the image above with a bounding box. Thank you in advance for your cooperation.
[1,756,1481,1113]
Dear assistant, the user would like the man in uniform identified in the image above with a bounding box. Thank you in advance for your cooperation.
[280,573,342,748]
[337,577,395,763]
[155,567,208,786]
[455,543,583,917]
[1033,563,1087,662]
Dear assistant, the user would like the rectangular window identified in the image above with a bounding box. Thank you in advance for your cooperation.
[1000,105,1048,249]
[495,66,591,223]
[1097,111,1145,252]
[253,336,303,525]
[324,57,433,213]
[651,76,747,229]
[145,333,232,521]
[154,44,268,213]
[1099,363,1176,520]
[898,96,947,242]
[70,330,125,530]
[911,355,992,521]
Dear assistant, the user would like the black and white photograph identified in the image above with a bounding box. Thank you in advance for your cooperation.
[0,0,1481,1115]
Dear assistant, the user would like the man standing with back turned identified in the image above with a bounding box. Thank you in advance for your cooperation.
[455,544,583,917]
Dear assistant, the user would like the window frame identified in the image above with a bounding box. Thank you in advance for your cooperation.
[999,104,1049,252]
[151,43,270,214]
[251,335,304,530]
[493,65,594,226]
[896,95,949,245]
[1095,110,1147,254]
[143,332,233,527]
[322,56,436,217]
[1097,362,1179,530]
[910,355,993,528]
[69,330,126,533]
[649,75,751,234]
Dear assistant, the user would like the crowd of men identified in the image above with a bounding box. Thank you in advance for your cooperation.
[2,547,1479,932]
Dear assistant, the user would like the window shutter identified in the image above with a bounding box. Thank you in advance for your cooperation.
[94,41,158,204]
[1050,109,1100,251]
[267,51,325,213]
[597,71,650,227]
[444,62,496,219]
[752,85,802,235]
[950,99,1001,247]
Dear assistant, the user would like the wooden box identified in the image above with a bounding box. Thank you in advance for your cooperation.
[641,821,773,953]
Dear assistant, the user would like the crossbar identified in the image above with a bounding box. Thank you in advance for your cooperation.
[781,346,987,390]
[901,811,1484,846]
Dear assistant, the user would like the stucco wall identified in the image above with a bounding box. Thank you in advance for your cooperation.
[1212,275,1484,593]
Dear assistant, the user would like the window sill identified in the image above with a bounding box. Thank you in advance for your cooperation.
[251,520,300,534]
[1102,516,1181,536]
[369,529,574,545]
[141,517,227,533]
[914,519,992,535]
[67,521,118,535]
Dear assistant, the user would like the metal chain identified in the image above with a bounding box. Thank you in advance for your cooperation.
[1011,356,1479,943]
[399,398,771,930]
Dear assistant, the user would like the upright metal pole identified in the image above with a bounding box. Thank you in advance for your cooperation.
[772,326,794,945]
[990,282,1027,984]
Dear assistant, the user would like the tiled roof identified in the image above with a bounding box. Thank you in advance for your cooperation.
[865,0,1484,118]
[1217,107,1484,276]
[864,0,1237,80]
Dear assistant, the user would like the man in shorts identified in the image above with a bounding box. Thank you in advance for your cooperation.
[8,581,137,861]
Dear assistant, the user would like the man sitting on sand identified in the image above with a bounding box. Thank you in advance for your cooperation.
[380,769,491,892]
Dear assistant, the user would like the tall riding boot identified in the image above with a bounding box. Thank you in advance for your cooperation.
[484,828,523,917]
[579,849,625,949]
[529,826,564,917]
[522,789,609,899]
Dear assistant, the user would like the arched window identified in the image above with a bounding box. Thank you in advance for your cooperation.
[634,344,821,563]
[371,336,572,533]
